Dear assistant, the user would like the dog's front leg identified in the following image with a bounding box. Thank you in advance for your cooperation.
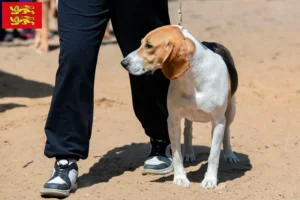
[168,115,191,187]
[201,116,226,189]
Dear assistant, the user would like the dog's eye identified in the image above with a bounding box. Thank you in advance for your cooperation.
[145,43,153,49]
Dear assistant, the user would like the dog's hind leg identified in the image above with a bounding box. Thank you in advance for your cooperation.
[183,119,196,163]
[223,96,240,163]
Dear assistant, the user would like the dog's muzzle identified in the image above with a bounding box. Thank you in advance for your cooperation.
[121,58,130,69]
[120,51,151,76]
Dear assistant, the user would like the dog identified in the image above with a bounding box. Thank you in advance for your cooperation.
[121,25,240,189]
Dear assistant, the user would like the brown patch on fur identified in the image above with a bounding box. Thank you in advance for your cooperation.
[227,71,232,102]
[137,25,190,80]
[161,37,190,80]
[185,38,196,55]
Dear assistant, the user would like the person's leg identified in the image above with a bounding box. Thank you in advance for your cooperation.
[50,0,57,18]
[110,0,172,174]
[103,22,113,39]
[39,0,50,51]
[41,0,110,197]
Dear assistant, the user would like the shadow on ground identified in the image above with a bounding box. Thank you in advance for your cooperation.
[152,145,252,185]
[78,143,251,189]
[101,40,118,45]
[48,44,60,51]
[0,103,26,113]
[78,143,148,189]
[0,70,54,98]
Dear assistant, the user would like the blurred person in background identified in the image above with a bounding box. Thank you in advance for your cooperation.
[103,20,115,43]
[30,0,57,52]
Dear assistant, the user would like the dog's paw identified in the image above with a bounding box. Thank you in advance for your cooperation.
[173,175,191,187]
[223,151,240,164]
[200,176,217,189]
[184,152,196,163]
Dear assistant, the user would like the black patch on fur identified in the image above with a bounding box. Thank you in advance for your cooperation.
[201,41,238,96]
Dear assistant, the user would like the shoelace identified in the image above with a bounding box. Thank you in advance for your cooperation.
[150,139,169,156]
[55,163,69,179]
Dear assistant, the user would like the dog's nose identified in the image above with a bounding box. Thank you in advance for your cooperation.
[121,59,129,69]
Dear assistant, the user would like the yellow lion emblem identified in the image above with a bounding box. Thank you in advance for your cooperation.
[10,5,35,15]
[10,16,35,26]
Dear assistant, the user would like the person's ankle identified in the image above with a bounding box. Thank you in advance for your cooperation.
[150,138,170,144]
[56,158,78,164]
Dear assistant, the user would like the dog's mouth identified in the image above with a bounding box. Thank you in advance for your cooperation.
[132,69,153,76]
[126,66,149,76]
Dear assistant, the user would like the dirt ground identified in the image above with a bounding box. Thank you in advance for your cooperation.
[1,0,300,199]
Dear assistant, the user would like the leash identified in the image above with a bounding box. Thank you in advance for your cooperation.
[177,0,183,26]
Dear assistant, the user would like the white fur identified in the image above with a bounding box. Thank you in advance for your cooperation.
[124,50,149,75]
[124,26,239,189]
[169,27,239,189]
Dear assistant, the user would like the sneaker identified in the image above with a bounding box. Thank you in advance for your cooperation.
[40,159,78,198]
[142,139,173,175]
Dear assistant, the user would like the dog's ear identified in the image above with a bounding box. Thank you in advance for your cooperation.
[185,37,195,55]
[161,37,190,80]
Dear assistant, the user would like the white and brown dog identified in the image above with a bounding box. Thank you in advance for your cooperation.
[121,25,240,189]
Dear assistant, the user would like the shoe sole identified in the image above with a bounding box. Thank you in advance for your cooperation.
[142,164,174,175]
[40,183,77,198]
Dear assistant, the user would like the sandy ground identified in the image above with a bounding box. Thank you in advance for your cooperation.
[1,0,300,199]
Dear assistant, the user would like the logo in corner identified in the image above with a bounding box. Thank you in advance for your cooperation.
[2,2,42,29]
[10,5,35,15]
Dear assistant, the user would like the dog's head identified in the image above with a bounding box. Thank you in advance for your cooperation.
[121,25,195,80]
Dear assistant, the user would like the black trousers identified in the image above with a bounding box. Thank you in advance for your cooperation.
[44,0,171,160]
